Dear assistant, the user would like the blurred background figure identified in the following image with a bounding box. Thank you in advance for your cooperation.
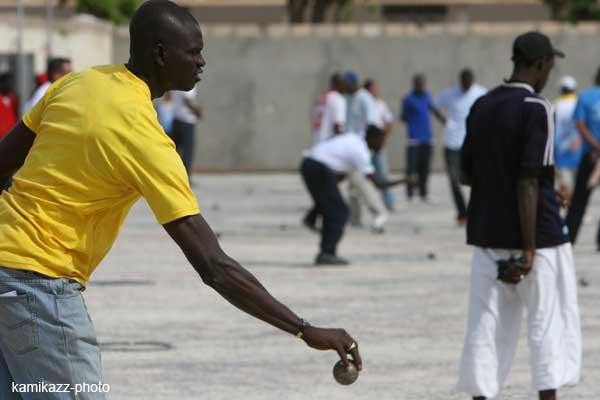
[0,72,18,141]
[304,72,347,232]
[154,91,176,136]
[25,57,72,113]
[0,72,18,191]
[401,74,445,202]
[345,71,388,232]
[553,75,581,198]
[171,87,202,178]
[312,72,346,144]
[365,78,395,211]
[435,68,486,225]
[566,66,600,250]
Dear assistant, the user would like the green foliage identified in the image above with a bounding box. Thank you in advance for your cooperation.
[76,0,141,25]
[544,0,600,22]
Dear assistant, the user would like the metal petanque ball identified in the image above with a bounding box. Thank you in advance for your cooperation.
[332,360,359,385]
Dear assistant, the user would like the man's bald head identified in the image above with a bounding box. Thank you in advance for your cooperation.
[129,0,198,60]
[127,0,205,96]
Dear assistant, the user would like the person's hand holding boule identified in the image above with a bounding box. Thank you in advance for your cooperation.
[301,326,362,371]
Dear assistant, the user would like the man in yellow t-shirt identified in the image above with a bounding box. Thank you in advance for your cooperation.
[0,1,361,398]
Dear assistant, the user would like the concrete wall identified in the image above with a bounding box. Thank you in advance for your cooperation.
[0,14,112,75]
[121,23,600,171]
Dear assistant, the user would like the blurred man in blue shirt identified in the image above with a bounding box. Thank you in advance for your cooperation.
[565,67,600,249]
[401,74,444,201]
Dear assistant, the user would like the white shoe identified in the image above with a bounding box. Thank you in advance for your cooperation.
[372,214,388,233]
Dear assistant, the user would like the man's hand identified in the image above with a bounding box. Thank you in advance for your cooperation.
[302,327,362,371]
[497,250,533,285]
[556,186,570,209]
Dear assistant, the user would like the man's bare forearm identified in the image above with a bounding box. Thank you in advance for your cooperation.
[164,215,303,335]
[0,121,36,184]
[517,176,539,252]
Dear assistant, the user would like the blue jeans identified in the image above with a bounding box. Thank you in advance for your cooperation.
[170,119,196,175]
[0,267,105,399]
[372,150,394,210]
[406,143,432,199]
[300,158,349,255]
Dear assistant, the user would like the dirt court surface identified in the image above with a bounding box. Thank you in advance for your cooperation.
[87,173,600,399]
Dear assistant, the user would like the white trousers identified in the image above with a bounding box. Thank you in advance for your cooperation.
[455,244,581,398]
[348,170,387,225]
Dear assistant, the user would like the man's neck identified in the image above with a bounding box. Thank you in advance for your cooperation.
[507,70,537,93]
[126,60,162,99]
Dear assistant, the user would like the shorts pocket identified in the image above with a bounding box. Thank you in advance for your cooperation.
[0,293,39,354]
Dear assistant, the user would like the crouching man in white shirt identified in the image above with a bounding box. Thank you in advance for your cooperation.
[300,125,411,265]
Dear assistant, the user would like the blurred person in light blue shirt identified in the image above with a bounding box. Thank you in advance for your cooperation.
[565,67,600,249]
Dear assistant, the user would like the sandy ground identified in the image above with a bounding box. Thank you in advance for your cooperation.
[85,173,600,399]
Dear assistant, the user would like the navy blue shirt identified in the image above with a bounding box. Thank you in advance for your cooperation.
[401,92,433,144]
[461,82,568,249]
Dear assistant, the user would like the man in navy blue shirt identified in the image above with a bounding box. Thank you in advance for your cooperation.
[565,67,600,249]
[400,74,445,201]
[455,32,581,400]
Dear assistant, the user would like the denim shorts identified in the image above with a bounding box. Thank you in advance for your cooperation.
[0,267,105,399]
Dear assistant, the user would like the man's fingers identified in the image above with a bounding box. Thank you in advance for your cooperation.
[349,346,363,371]
[335,346,349,367]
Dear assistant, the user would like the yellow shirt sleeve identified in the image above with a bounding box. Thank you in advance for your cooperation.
[115,116,200,225]
[22,85,54,133]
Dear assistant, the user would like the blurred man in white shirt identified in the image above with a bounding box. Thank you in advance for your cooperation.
[300,126,410,265]
[435,68,486,225]
[171,86,202,176]
[365,79,395,211]
[24,58,72,113]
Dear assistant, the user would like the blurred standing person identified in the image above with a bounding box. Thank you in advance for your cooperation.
[304,73,347,232]
[435,69,487,224]
[171,86,202,177]
[365,79,396,211]
[553,76,581,197]
[345,71,388,231]
[565,67,600,249]
[0,73,19,190]
[401,74,445,202]
[0,73,18,140]
[154,91,176,136]
[312,72,346,144]
[25,57,72,113]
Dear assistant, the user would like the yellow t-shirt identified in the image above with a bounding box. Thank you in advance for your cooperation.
[0,64,200,286]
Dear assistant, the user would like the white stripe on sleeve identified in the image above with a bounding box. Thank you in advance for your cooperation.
[525,97,555,166]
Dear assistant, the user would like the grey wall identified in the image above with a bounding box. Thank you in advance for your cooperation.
[114,23,600,171]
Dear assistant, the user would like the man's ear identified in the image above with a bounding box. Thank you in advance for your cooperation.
[153,43,166,67]
[535,59,545,72]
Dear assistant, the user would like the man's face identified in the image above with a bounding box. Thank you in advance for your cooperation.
[161,23,206,91]
[414,77,425,94]
[52,62,72,81]
[369,82,379,98]
[535,56,554,93]
[460,73,473,92]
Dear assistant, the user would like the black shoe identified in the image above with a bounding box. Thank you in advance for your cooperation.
[315,253,349,266]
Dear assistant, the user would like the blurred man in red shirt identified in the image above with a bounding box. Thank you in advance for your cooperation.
[0,73,18,140]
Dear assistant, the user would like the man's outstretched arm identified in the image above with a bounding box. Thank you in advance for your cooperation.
[0,122,36,191]
[163,214,362,369]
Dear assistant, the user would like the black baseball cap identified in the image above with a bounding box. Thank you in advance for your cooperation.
[512,31,565,63]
